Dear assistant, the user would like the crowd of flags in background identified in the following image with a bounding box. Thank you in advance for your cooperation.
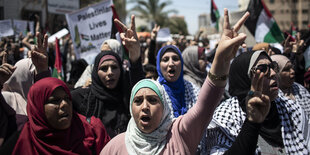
[211,0,285,44]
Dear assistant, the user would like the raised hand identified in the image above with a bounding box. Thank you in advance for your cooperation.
[283,35,294,54]
[31,32,48,73]
[114,15,140,63]
[151,24,160,40]
[208,9,249,87]
[246,70,271,123]
[0,51,16,86]
[294,32,306,54]
[215,9,249,62]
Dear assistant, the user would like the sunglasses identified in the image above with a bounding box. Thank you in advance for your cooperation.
[251,61,279,75]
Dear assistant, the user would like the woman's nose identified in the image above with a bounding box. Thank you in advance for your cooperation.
[141,99,149,112]
[107,67,113,75]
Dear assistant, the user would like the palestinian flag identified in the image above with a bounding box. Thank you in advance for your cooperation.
[291,22,297,39]
[211,0,220,31]
[244,0,284,43]
[52,38,63,80]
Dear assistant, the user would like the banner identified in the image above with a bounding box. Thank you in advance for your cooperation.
[0,20,14,38]
[13,19,35,36]
[48,28,69,43]
[48,0,80,14]
[66,0,113,64]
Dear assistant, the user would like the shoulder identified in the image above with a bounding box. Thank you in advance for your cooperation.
[100,133,127,155]
[71,88,90,99]
[184,79,200,95]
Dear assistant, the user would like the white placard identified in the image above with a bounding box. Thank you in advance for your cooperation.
[156,28,172,42]
[48,28,69,43]
[48,0,80,14]
[0,20,14,38]
[66,0,113,64]
[13,19,35,36]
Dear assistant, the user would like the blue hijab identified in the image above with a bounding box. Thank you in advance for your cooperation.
[156,45,186,117]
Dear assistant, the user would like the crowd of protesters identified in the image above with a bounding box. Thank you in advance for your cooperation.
[0,8,310,155]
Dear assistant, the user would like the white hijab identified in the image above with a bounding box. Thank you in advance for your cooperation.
[2,58,35,115]
[125,79,175,155]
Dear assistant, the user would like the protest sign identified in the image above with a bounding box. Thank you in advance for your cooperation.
[48,0,79,14]
[0,20,14,38]
[156,28,173,42]
[13,19,34,36]
[66,0,113,64]
[48,28,69,43]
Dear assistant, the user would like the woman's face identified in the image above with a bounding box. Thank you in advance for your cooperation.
[98,60,121,89]
[45,87,72,130]
[132,88,163,134]
[252,55,279,101]
[279,61,295,89]
[198,53,207,73]
[160,51,182,82]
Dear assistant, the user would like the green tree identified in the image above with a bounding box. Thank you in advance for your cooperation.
[129,0,177,27]
[167,16,188,35]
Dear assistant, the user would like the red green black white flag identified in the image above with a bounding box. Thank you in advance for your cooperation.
[244,0,284,43]
[211,0,220,31]
[52,37,63,80]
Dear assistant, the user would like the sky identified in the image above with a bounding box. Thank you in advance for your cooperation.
[127,0,240,35]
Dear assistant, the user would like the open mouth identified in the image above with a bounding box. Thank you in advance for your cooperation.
[141,116,151,122]
[168,69,175,75]
[60,113,69,118]
[270,82,278,88]
[106,79,115,83]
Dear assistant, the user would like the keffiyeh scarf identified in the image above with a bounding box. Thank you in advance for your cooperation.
[206,96,309,154]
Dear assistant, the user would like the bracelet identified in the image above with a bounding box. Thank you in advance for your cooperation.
[208,71,228,81]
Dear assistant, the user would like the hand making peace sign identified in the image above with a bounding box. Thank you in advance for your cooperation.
[31,32,49,73]
[246,70,271,123]
[114,15,141,63]
[209,9,249,87]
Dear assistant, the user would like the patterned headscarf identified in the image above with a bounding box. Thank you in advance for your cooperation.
[156,45,186,117]
[125,79,174,155]
[182,46,207,87]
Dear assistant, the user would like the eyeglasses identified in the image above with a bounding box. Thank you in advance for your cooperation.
[251,61,279,75]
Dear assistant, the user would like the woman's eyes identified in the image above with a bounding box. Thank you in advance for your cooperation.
[100,65,118,71]
[161,57,169,62]
[134,98,142,104]
[148,97,159,104]
[161,56,179,62]
[100,66,108,72]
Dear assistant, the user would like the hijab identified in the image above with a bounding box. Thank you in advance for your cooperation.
[229,50,284,147]
[12,77,109,155]
[101,39,122,59]
[182,46,207,87]
[2,58,36,115]
[86,51,128,137]
[156,45,186,117]
[270,54,290,73]
[229,50,270,102]
[125,79,174,155]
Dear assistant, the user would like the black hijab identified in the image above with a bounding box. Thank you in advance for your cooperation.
[229,51,283,147]
[86,51,129,137]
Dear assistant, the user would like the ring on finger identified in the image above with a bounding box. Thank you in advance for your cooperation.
[247,90,262,98]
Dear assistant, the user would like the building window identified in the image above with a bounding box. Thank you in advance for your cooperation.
[270,0,275,3]
[303,21,308,26]
[270,10,275,14]
[302,10,308,14]
[0,7,3,20]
